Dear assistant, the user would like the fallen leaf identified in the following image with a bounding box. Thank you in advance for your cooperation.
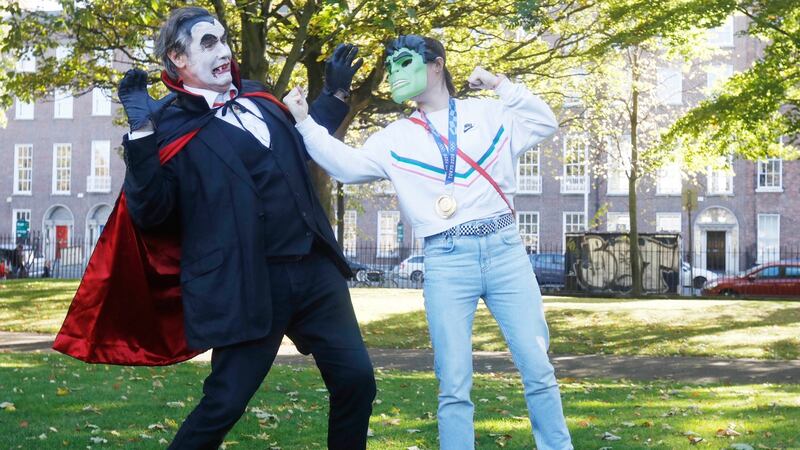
[601,432,622,441]
[166,401,185,408]
[56,387,70,396]
[717,427,742,437]
[688,436,705,444]
[89,437,108,444]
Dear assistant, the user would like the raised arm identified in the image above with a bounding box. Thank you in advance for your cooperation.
[284,87,387,184]
[468,67,559,158]
[117,69,179,229]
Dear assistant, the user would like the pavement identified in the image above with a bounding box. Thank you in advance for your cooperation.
[2,331,799,384]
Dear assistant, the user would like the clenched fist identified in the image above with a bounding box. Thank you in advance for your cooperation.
[467,66,505,91]
[283,86,309,123]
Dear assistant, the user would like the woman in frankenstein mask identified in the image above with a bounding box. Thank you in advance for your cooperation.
[284,35,573,450]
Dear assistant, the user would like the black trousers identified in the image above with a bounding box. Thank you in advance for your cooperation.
[169,250,375,449]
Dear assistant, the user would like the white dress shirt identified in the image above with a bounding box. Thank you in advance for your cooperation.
[130,84,272,148]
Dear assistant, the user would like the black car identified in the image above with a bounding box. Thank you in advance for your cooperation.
[528,253,566,288]
[345,258,371,282]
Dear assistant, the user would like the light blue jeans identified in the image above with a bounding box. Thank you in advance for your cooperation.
[423,216,573,450]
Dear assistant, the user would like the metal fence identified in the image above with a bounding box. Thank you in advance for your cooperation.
[2,230,799,298]
[0,231,87,279]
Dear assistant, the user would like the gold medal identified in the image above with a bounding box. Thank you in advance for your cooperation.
[435,194,457,219]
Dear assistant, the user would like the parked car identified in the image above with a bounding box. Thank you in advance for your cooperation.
[681,261,719,289]
[346,257,371,282]
[397,255,425,282]
[529,253,565,288]
[702,261,800,297]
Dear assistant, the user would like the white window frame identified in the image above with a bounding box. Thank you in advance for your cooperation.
[656,213,682,233]
[706,64,734,93]
[13,144,33,195]
[563,211,586,248]
[15,51,35,73]
[708,16,734,48]
[53,88,73,119]
[606,135,630,196]
[12,209,32,238]
[707,155,734,196]
[517,146,542,194]
[564,67,588,107]
[756,158,783,192]
[376,210,400,257]
[656,67,683,106]
[561,134,588,194]
[14,97,34,120]
[91,87,112,116]
[757,214,780,264]
[607,212,630,232]
[517,211,540,253]
[656,163,682,196]
[52,143,72,195]
[343,210,357,257]
[87,140,112,193]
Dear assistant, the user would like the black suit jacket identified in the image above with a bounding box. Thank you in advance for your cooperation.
[122,85,350,350]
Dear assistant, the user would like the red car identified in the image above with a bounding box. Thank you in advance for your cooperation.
[702,261,800,297]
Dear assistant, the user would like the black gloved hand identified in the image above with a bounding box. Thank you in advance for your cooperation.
[324,43,364,97]
[118,68,176,131]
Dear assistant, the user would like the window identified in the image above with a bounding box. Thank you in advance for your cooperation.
[657,163,682,195]
[13,144,33,195]
[564,68,588,107]
[606,135,630,195]
[563,212,586,247]
[377,211,400,257]
[517,212,539,253]
[756,266,779,279]
[92,88,112,116]
[517,146,541,193]
[706,64,734,93]
[562,134,587,194]
[87,141,111,193]
[656,213,682,233]
[53,88,73,119]
[55,45,70,61]
[12,210,32,238]
[656,67,682,105]
[343,210,357,257]
[786,266,800,278]
[52,143,72,195]
[607,212,630,232]
[707,156,734,195]
[15,51,35,72]
[757,214,780,264]
[14,97,34,120]
[708,16,734,47]
[757,159,782,192]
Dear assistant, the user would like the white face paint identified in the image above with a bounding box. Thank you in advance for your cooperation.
[174,19,232,93]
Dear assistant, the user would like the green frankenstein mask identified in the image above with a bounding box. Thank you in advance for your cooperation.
[385,48,427,103]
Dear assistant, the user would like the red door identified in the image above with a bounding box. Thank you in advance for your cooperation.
[55,226,69,260]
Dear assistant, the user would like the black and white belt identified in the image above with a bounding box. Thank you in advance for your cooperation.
[439,213,515,238]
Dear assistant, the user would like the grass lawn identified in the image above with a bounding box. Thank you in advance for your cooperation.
[0,353,798,449]
[2,280,800,359]
[361,297,800,360]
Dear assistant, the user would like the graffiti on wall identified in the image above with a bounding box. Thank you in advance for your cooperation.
[565,233,681,294]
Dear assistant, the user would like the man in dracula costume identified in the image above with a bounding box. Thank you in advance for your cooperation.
[52,6,375,449]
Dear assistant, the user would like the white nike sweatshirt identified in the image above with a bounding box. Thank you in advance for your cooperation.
[295,79,558,237]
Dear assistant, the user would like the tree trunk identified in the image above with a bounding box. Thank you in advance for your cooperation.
[629,58,642,297]
[237,1,268,82]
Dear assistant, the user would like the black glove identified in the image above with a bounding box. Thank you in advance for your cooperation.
[323,43,364,97]
[118,68,176,131]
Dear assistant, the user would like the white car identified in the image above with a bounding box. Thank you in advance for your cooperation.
[397,255,425,282]
[682,261,719,289]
